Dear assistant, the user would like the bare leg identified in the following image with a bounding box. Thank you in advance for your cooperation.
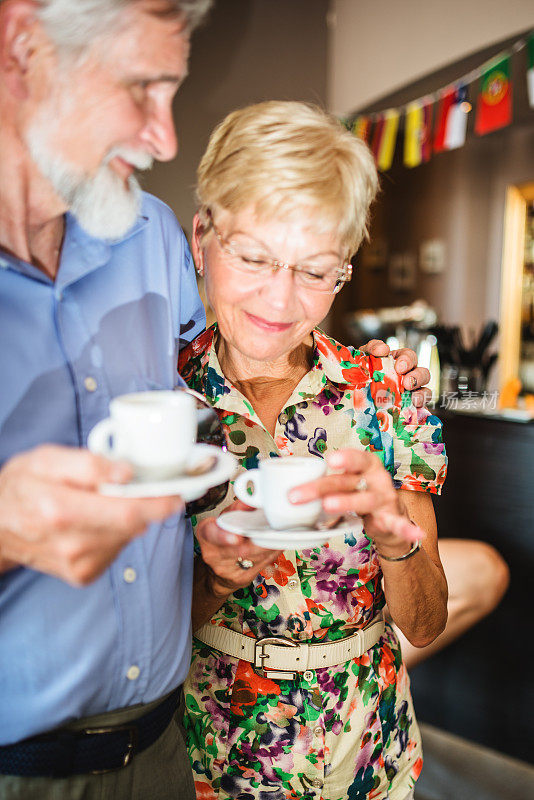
[391,539,509,669]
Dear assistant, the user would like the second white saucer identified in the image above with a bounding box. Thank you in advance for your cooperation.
[217,509,363,550]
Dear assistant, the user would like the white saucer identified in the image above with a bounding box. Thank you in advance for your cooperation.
[217,509,363,550]
[98,444,237,499]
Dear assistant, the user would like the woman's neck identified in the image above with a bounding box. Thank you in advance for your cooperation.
[216,333,314,436]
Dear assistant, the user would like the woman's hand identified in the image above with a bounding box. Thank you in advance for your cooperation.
[192,501,282,629]
[288,449,424,559]
[197,504,282,595]
[288,449,447,646]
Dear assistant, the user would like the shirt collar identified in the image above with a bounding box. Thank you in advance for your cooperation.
[181,325,371,420]
[57,212,149,289]
[0,212,149,290]
[309,328,371,388]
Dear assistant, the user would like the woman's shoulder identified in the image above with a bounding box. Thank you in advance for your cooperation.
[178,323,217,385]
[314,329,429,417]
[179,324,216,365]
[313,328,373,388]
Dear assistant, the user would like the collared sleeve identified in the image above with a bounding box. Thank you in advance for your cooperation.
[368,355,447,495]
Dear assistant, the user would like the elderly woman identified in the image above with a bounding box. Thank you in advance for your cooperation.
[179,101,448,800]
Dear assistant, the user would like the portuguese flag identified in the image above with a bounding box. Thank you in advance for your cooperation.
[475,55,512,135]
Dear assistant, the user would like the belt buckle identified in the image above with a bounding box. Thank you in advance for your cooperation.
[254,635,300,680]
[83,724,138,774]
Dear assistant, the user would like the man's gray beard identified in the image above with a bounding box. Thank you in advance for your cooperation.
[26,125,151,240]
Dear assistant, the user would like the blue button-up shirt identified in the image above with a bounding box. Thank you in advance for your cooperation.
[0,193,205,745]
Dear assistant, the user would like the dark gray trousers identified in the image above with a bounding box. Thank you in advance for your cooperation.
[0,690,195,800]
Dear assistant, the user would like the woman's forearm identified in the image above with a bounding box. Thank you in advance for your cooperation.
[379,490,448,647]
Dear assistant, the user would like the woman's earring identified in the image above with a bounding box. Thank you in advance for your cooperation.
[195,251,205,277]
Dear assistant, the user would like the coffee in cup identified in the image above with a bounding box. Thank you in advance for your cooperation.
[87,390,197,480]
[233,456,326,529]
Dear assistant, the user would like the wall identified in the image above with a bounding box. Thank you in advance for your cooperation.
[329,0,534,115]
[143,0,329,237]
[336,122,534,330]
[328,32,534,395]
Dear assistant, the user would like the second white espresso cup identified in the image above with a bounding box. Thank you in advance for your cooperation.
[233,456,327,530]
[87,390,197,481]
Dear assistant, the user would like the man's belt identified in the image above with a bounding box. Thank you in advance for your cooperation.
[195,611,385,680]
[0,686,181,778]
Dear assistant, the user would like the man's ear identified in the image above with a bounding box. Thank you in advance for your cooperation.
[0,1,45,100]
[191,212,207,276]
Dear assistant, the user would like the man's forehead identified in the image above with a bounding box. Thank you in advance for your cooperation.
[96,2,190,75]
[123,0,189,31]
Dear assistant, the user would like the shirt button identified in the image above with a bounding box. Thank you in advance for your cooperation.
[84,376,97,392]
[298,631,309,641]
[123,567,137,583]
[314,725,322,737]
[126,665,140,681]
[278,412,288,424]
[303,670,314,682]
[287,579,299,591]
[312,778,323,788]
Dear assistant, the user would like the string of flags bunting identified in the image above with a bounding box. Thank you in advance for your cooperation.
[345,32,534,171]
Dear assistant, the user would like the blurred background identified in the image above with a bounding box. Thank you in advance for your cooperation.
[143,1,534,794]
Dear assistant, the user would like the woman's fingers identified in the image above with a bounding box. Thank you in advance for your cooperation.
[289,449,386,506]
[326,448,376,474]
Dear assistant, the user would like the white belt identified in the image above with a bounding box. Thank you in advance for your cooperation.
[194,611,385,680]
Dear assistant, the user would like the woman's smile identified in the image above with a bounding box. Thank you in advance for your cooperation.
[244,312,294,332]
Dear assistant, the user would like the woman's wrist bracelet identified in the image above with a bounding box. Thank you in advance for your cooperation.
[376,539,421,562]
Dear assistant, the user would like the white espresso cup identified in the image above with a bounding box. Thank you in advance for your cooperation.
[233,456,327,530]
[87,390,197,480]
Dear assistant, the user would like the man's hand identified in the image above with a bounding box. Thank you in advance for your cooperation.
[0,445,183,586]
[360,339,431,408]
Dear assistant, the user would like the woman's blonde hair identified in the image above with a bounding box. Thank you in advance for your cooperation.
[196,101,378,257]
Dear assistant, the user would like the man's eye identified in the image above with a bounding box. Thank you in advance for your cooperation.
[128,82,151,104]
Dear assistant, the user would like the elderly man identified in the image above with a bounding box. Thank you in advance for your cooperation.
[0,1,428,798]
[0,1,213,797]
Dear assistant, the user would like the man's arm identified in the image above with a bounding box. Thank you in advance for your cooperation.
[0,445,182,584]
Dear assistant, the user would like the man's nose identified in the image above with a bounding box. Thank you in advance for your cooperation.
[139,100,178,162]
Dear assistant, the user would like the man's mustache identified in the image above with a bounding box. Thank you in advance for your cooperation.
[104,146,154,172]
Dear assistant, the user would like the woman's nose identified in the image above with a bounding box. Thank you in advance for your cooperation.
[260,265,298,310]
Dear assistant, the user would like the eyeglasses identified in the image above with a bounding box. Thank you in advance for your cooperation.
[207,214,352,295]
[177,388,230,518]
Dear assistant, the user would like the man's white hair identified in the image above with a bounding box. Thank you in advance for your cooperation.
[32,0,212,53]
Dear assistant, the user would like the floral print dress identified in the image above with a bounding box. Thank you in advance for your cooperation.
[178,325,447,800]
